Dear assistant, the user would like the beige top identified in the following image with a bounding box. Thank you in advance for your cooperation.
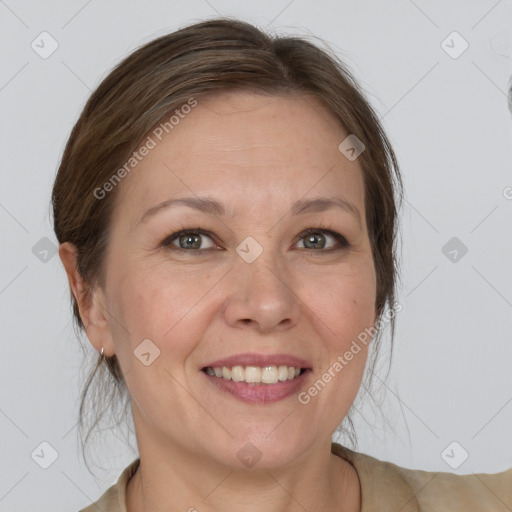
[79,442,512,511]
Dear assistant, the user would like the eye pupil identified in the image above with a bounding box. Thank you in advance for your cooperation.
[180,234,201,249]
[304,233,325,249]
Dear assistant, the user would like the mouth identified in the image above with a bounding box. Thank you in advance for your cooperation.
[200,353,312,403]
[202,365,308,384]
[201,366,311,403]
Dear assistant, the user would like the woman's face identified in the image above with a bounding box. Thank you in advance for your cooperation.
[95,91,377,468]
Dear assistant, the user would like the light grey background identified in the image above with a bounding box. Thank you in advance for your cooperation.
[1,1,511,510]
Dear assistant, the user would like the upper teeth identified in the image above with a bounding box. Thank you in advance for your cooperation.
[205,365,301,384]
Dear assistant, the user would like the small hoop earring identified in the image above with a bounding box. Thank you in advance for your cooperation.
[100,347,104,357]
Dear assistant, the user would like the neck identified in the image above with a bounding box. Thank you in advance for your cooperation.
[126,439,361,512]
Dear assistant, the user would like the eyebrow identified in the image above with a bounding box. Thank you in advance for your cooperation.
[139,195,362,228]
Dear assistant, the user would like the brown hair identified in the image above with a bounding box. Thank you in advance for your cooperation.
[52,17,404,465]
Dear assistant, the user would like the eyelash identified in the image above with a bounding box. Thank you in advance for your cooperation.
[160,225,350,255]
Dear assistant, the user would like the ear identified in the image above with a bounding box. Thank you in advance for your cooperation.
[59,242,115,356]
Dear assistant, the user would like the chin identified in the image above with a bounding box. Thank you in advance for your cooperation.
[206,433,314,471]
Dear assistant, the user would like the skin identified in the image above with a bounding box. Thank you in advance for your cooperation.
[60,90,378,512]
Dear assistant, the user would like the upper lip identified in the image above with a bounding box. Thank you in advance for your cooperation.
[203,353,312,369]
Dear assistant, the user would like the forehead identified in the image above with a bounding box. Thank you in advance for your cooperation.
[113,90,366,226]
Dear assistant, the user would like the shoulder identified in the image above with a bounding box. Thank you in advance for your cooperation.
[78,459,140,512]
[331,442,512,512]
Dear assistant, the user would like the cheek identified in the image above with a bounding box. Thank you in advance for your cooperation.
[107,266,199,352]
[115,264,204,324]
[303,260,376,347]
[297,264,376,432]
[107,270,203,405]
[109,261,225,369]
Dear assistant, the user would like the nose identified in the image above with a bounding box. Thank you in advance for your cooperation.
[222,250,301,334]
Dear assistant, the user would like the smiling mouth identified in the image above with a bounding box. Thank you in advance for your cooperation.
[202,365,307,385]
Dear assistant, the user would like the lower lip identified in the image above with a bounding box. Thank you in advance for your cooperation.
[202,370,311,403]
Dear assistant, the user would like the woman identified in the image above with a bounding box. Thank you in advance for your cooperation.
[52,18,512,512]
